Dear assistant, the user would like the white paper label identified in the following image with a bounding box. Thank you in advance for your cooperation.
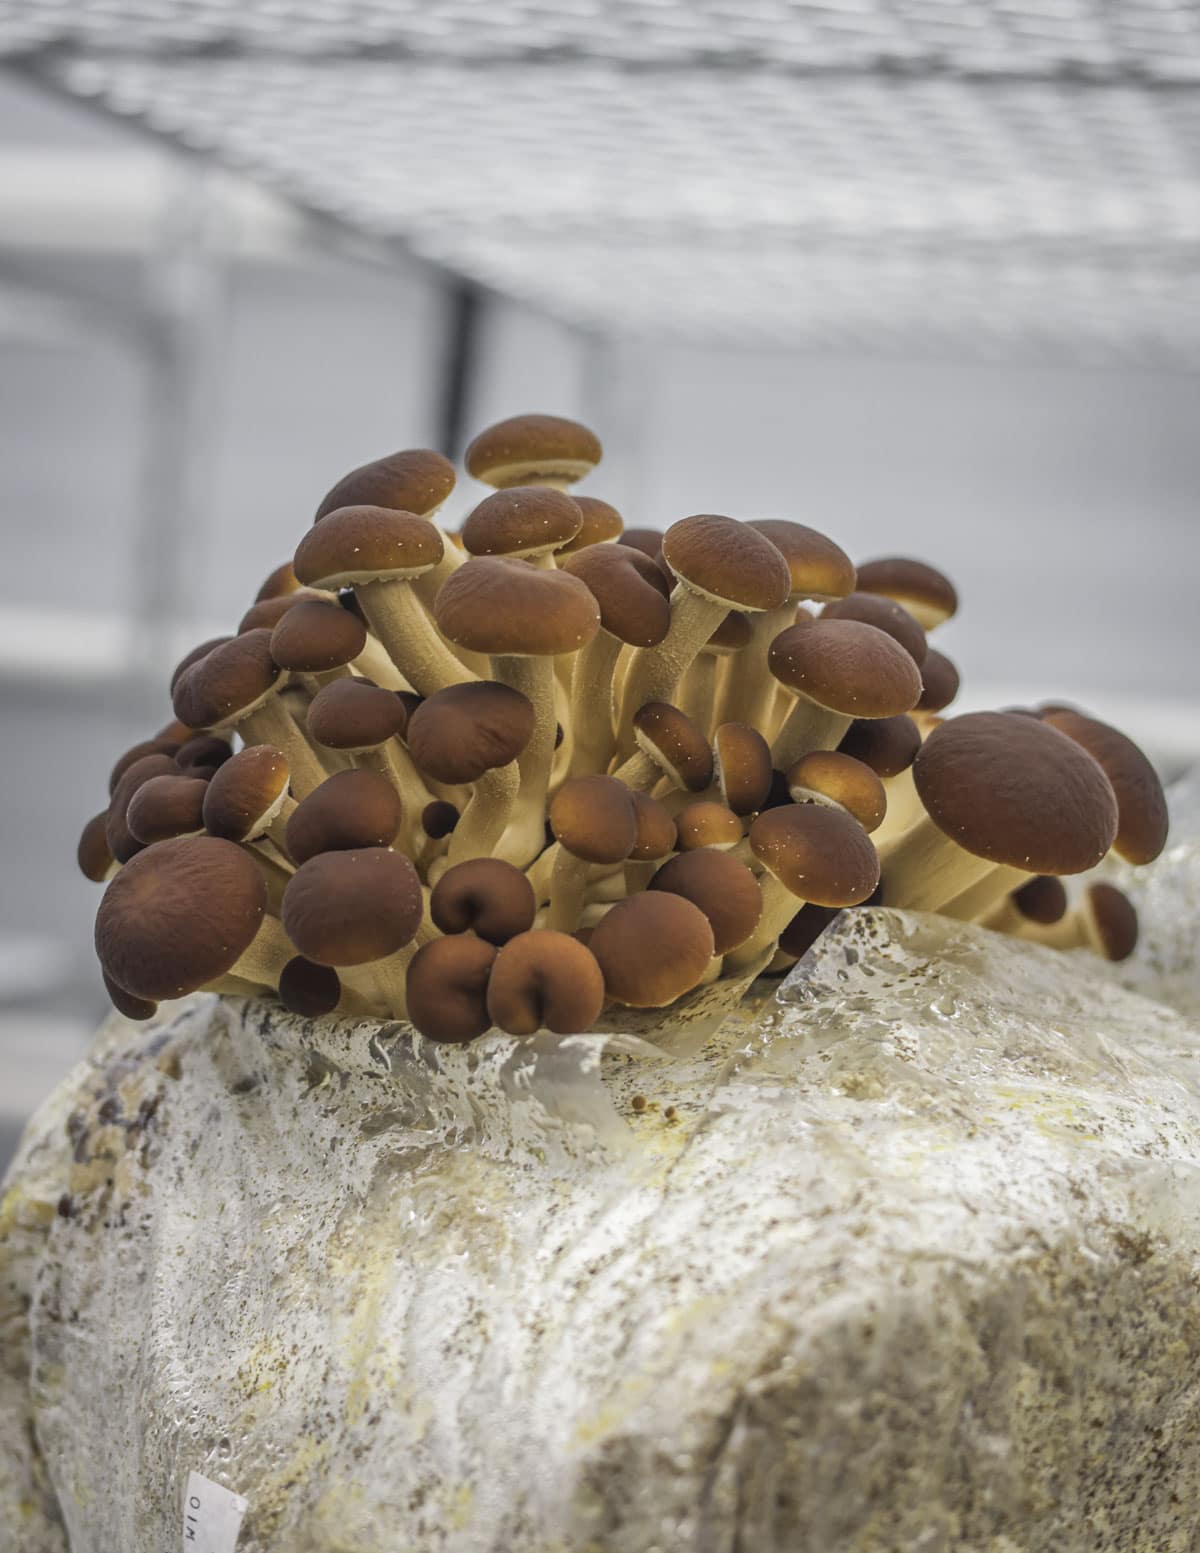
[182,1471,249,1552]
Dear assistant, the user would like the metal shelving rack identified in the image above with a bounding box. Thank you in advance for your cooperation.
[3,0,1200,368]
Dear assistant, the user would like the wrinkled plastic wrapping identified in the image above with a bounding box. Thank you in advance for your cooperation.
[5,792,1200,1550]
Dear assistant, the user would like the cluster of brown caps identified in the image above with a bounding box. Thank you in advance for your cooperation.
[80,412,1167,1042]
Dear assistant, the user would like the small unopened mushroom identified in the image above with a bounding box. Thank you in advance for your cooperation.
[202,745,297,855]
[616,514,790,758]
[588,893,715,1007]
[622,789,678,893]
[879,713,1118,915]
[126,774,209,845]
[95,835,290,1000]
[713,723,774,816]
[611,701,714,796]
[768,618,922,772]
[542,775,638,931]
[255,560,302,602]
[465,413,602,492]
[820,592,928,667]
[109,736,183,795]
[430,858,537,945]
[174,734,233,778]
[787,751,887,833]
[406,682,534,864]
[169,636,233,696]
[618,527,665,561]
[649,849,762,955]
[779,902,843,961]
[725,803,881,971]
[838,714,921,779]
[559,496,623,552]
[279,956,346,1019]
[284,768,404,867]
[854,556,959,630]
[314,448,457,524]
[486,929,606,1035]
[461,486,583,569]
[78,812,118,883]
[407,935,498,1043]
[980,874,1068,937]
[238,591,326,634]
[674,801,742,854]
[435,557,600,865]
[1040,707,1168,866]
[307,677,428,830]
[269,597,368,688]
[106,753,184,863]
[1019,881,1139,961]
[916,648,960,713]
[679,611,751,736]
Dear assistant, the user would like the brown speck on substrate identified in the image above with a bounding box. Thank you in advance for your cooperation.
[631,1094,647,1112]
[664,1105,677,1121]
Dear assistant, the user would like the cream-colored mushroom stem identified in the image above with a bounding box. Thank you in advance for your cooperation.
[938,865,1030,923]
[228,912,295,989]
[545,850,591,932]
[410,545,492,678]
[722,876,792,973]
[877,820,999,912]
[770,697,854,774]
[982,892,1066,940]
[566,632,622,780]
[351,744,437,858]
[356,577,477,696]
[447,761,521,866]
[715,605,795,730]
[609,748,669,794]
[203,973,270,997]
[678,653,720,738]
[352,634,410,690]
[870,769,924,849]
[1002,908,1095,953]
[236,695,330,799]
[343,942,416,1017]
[614,587,729,759]
[493,655,557,868]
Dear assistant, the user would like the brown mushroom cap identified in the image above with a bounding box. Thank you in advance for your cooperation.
[434,556,600,659]
[1012,874,1069,925]
[618,527,665,561]
[314,448,456,523]
[461,486,583,560]
[279,957,343,1018]
[916,648,961,713]
[674,800,743,853]
[126,775,209,845]
[649,849,762,955]
[913,712,1118,873]
[407,935,498,1043]
[628,791,677,861]
[713,723,773,815]
[269,598,368,673]
[406,681,535,785]
[202,746,292,843]
[95,835,267,1001]
[307,677,408,751]
[660,514,791,612]
[174,734,233,776]
[78,812,116,883]
[838,714,922,778]
[465,413,602,489]
[787,751,888,833]
[747,520,856,602]
[294,505,444,591]
[431,858,537,945]
[768,618,922,718]
[1084,882,1139,961]
[109,736,183,795]
[169,636,233,696]
[779,902,843,959]
[855,556,959,628]
[559,496,624,552]
[486,929,606,1034]
[103,969,158,1021]
[560,544,672,646]
[749,803,881,907]
[238,591,325,634]
[422,800,460,839]
[1040,708,1168,865]
[107,753,184,863]
[282,848,423,966]
[549,776,638,865]
[588,893,715,1008]
[707,611,752,653]
[631,702,714,791]
[172,629,283,731]
[284,768,403,865]
[820,592,927,666]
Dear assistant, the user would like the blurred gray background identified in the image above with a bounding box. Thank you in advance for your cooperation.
[2,3,1200,1167]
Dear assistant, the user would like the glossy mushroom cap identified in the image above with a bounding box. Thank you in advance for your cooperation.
[406,681,534,784]
[1040,708,1168,865]
[465,413,602,489]
[631,702,714,792]
[1082,882,1139,961]
[559,496,623,552]
[747,520,856,602]
[838,714,921,778]
[307,677,408,751]
[549,776,638,865]
[407,936,498,1043]
[174,734,233,777]
[282,848,423,965]
[618,527,665,561]
[294,505,444,590]
[713,723,773,815]
[674,801,742,853]
[787,751,887,833]
[820,592,927,666]
[109,736,183,794]
[486,930,606,1035]
[314,448,456,523]
[661,514,791,612]
[461,487,583,561]
[854,556,959,630]
[914,712,1119,874]
[561,545,672,646]
[1012,874,1069,925]
[239,592,319,634]
[255,560,301,602]
[279,957,343,1018]
[749,803,881,907]
[126,775,209,845]
[588,893,715,1008]
[95,836,267,1001]
[107,753,185,863]
[77,812,116,882]
[169,636,233,696]
[649,849,762,955]
[430,858,537,945]
[916,648,960,713]
[285,768,404,864]
[172,629,283,731]
[270,598,367,673]
[202,745,291,843]
[628,792,677,861]
[434,556,600,658]
[768,618,922,718]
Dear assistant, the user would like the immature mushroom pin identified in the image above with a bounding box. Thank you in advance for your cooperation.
[465,412,602,491]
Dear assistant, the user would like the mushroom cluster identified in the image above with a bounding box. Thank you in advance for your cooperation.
[81,413,1168,1042]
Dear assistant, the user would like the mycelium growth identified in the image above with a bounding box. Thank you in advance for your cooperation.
[83,412,1166,1042]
